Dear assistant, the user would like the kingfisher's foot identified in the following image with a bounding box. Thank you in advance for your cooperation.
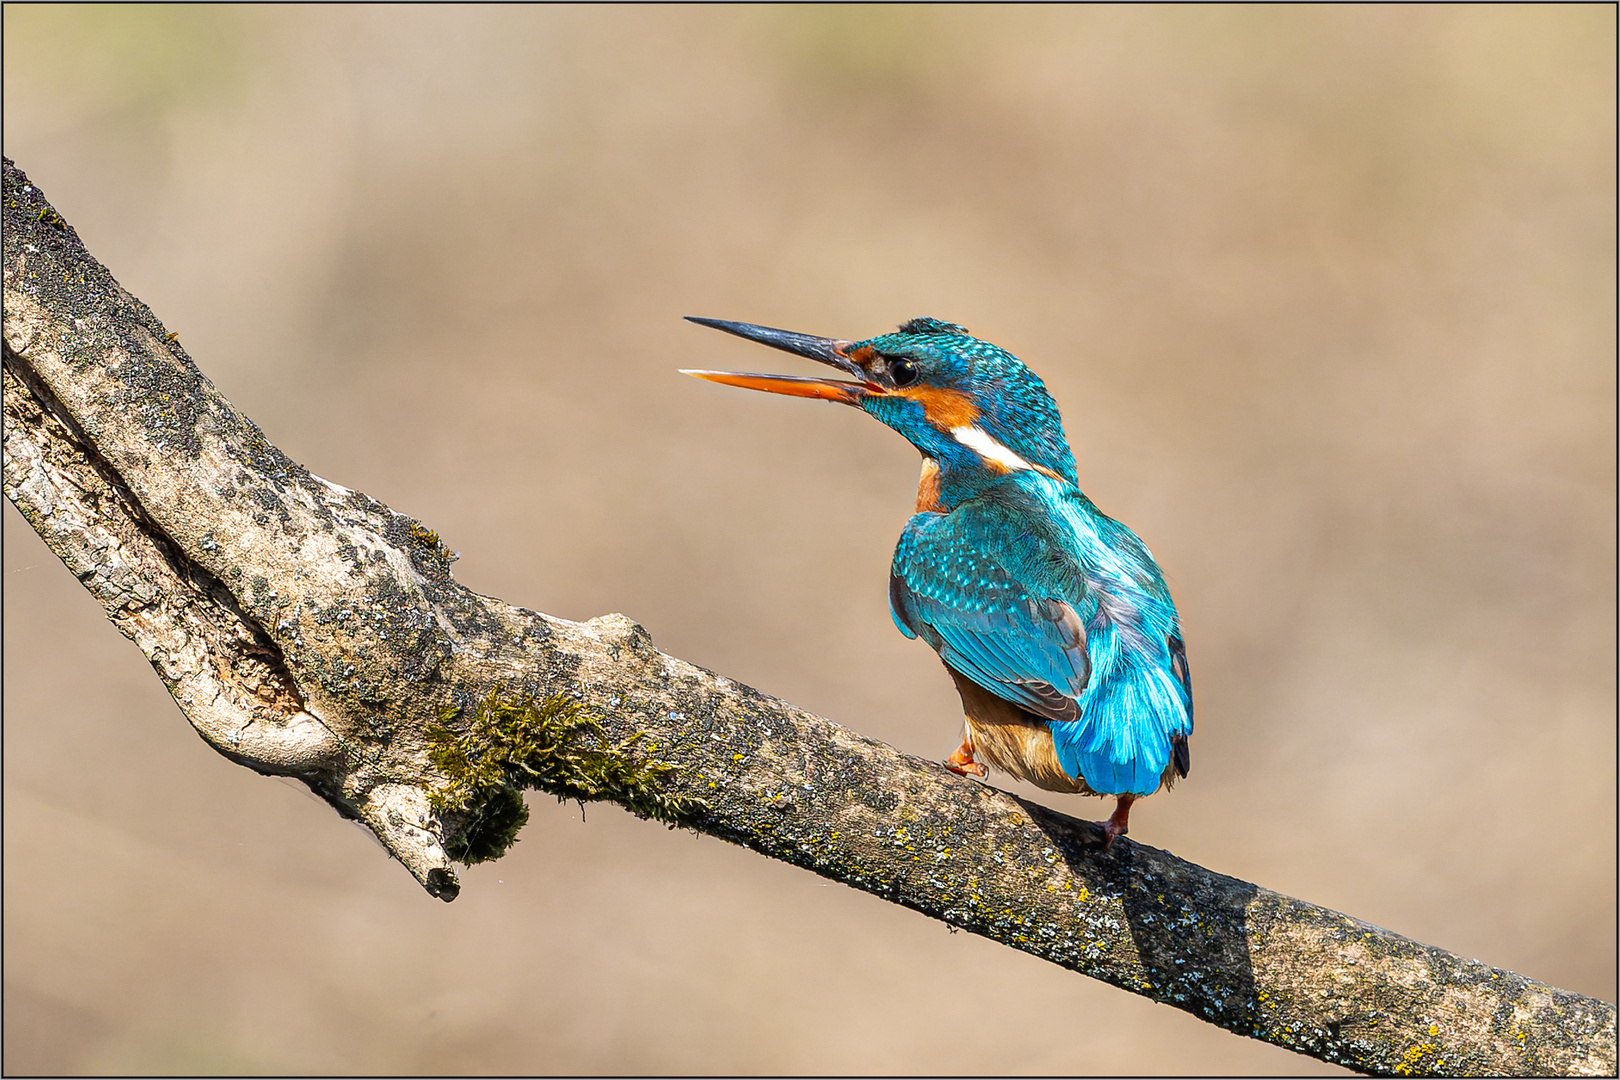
[1101,794,1136,851]
[945,738,988,779]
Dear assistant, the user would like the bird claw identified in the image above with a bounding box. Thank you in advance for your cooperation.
[945,740,988,779]
[1101,818,1127,851]
[1100,794,1135,851]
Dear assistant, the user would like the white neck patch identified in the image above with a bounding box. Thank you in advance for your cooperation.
[950,425,1033,472]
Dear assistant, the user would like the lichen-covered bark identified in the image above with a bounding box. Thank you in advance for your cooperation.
[3,157,1613,1076]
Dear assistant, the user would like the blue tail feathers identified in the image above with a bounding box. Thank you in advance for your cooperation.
[1050,629,1192,796]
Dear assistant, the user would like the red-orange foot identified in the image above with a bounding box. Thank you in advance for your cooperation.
[1101,794,1136,851]
[945,737,988,779]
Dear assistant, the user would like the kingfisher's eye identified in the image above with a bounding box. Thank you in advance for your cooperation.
[889,358,920,387]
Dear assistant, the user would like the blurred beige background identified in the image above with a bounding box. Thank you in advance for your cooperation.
[4,6,1614,1075]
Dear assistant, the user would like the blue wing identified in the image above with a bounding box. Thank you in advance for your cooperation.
[888,505,1091,723]
[890,480,1192,797]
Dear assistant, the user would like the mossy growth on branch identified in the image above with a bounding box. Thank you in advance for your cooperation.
[428,691,702,864]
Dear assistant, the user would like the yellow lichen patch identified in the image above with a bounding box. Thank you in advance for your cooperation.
[1395,1043,1438,1076]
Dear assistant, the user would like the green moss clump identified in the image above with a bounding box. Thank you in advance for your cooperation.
[441,786,530,865]
[428,691,702,864]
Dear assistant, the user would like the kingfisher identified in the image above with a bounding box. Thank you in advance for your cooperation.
[683,316,1191,847]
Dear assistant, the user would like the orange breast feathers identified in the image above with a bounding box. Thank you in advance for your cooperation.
[915,458,943,513]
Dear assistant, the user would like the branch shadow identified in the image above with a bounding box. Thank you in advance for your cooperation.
[1019,796,1261,1036]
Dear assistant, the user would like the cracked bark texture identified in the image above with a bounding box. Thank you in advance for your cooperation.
[3,157,1613,1077]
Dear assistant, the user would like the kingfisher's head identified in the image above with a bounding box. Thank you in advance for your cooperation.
[683,316,1078,486]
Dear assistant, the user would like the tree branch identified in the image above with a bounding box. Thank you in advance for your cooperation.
[3,157,1612,1077]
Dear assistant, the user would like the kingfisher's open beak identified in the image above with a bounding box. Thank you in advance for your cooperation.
[681,316,873,404]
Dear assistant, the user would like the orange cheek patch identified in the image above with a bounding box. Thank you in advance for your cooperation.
[898,385,979,430]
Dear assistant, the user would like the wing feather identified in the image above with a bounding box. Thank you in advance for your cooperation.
[890,508,1089,726]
